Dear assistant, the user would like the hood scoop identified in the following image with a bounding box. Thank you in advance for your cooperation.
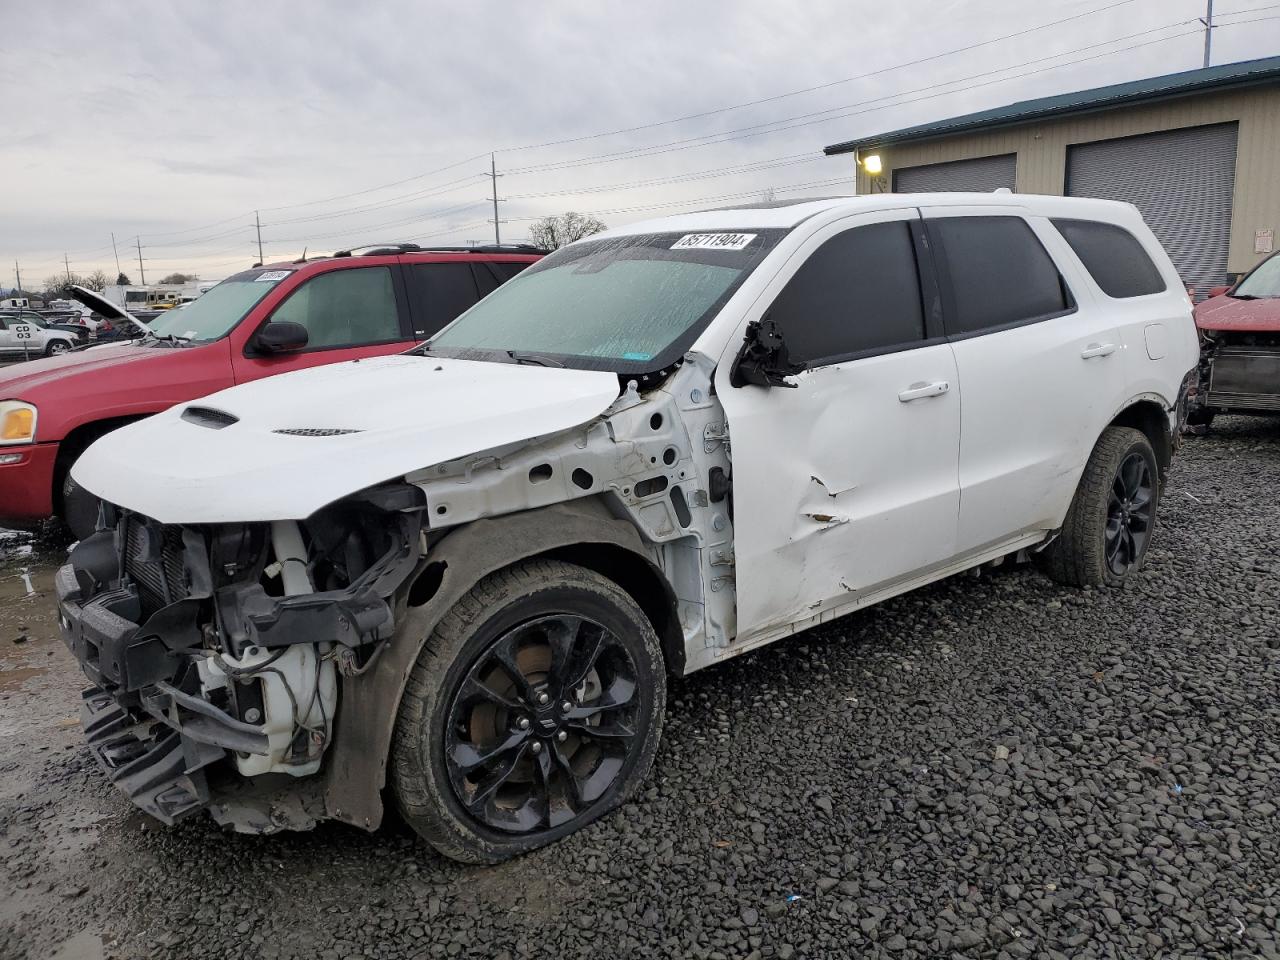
[272,427,363,437]
[182,406,239,429]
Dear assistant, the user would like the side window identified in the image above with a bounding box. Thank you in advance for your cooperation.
[405,263,480,337]
[473,260,532,298]
[931,216,1070,336]
[767,221,925,364]
[269,266,401,349]
[1052,218,1167,298]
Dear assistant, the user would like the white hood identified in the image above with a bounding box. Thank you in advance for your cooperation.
[73,354,621,524]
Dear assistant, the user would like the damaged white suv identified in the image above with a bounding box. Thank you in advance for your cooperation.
[57,193,1197,862]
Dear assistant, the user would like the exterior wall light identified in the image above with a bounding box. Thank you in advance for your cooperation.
[862,153,883,175]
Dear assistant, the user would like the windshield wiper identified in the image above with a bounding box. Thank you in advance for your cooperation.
[507,351,563,368]
[1230,293,1263,300]
[140,331,193,346]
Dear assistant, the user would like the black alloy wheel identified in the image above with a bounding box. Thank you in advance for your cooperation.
[444,613,641,834]
[1105,451,1154,577]
[391,559,665,862]
[1036,425,1160,588]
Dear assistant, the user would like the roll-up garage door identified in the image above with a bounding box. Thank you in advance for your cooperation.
[893,154,1016,193]
[1066,122,1238,297]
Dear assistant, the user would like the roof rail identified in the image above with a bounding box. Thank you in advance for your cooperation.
[331,242,549,258]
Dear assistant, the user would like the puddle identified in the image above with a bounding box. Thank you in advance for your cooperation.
[0,525,68,576]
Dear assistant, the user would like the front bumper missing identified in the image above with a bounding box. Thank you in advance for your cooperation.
[56,563,258,824]
[79,685,218,824]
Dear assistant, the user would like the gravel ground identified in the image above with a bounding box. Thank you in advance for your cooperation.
[2,417,1279,960]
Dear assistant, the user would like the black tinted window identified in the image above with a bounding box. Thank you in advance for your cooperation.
[932,216,1070,335]
[767,221,925,364]
[472,260,531,298]
[406,263,480,336]
[1052,218,1166,298]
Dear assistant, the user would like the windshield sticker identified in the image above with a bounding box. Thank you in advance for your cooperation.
[255,270,290,282]
[622,351,652,361]
[671,233,757,252]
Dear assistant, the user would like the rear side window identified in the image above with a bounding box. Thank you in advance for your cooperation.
[270,266,402,349]
[405,263,481,337]
[931,216,1070,336]
[473,260,533,298]
[767,221,925,364]
[1052,218,1166,298]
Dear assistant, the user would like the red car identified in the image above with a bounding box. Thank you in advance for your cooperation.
[0,244,541,538]
[1188,249,1280,429]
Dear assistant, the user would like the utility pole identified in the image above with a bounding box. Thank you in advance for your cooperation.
[111,232,122,278]
[64,253,72,288]
[14,261,22,296]
[136,237,146,285]
[1201,0,1215,68]
[487,153,503,246]
[254,211,264,265]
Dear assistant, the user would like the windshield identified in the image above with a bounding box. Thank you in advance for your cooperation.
[428,230,785,371]
[1235,254,1280,299]
[146,268,292,342]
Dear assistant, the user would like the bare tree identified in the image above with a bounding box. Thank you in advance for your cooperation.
[85,269,109,293]
[529,212,607,251]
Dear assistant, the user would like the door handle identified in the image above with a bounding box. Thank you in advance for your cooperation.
[897,380,950,402]
[1080,342,1117,359]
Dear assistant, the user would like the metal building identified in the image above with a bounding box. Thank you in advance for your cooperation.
[824,56,1280,292]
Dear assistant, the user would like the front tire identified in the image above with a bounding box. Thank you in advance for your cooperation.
[45,340,70,356]
[61,469,101,542]
[1038,426,1159,587]
[391,559,666,863]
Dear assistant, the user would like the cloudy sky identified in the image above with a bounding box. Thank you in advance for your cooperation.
[2,0,1277,286]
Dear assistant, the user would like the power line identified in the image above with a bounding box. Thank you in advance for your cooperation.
[42,0,1150,243]
[20,7,1277,265]
[504,176,855,221]
[263,201,489,246]
[496,0,1144,154]
[504,18,1208,177]
[259,173,487,227]
[137,14,1216,259]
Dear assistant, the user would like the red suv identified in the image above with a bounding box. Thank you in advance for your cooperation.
[0,244,542,538]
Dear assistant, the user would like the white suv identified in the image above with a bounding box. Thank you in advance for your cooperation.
[0,312,78,359]
[56,193,1197,862]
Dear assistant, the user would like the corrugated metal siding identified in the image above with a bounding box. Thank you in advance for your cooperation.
[852,85,1280,275]
[893,154,1016,193]
[1067,123,1238,296]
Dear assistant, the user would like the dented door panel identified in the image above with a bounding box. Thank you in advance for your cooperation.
[718,346,961,638]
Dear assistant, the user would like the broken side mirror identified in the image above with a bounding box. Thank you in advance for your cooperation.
[729,318,805,388]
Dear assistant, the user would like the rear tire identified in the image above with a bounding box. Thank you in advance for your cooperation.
[390,559,666,863]
[1037,426,1159,588]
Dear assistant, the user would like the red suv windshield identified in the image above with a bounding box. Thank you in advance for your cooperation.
[147,268,294,342]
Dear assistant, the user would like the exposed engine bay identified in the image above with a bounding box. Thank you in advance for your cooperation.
[55,359,737,832]
[57,486,423,828]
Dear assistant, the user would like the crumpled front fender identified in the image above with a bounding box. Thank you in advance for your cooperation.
[321,497,667,832]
